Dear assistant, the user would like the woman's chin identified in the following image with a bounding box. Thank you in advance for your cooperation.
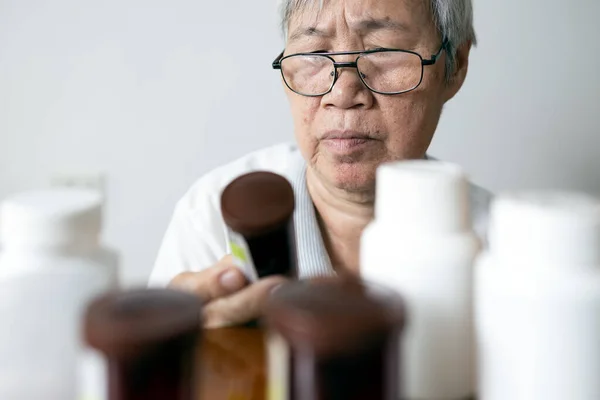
[320,162,378,193]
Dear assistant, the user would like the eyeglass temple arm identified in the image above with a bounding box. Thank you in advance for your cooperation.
[422,38,449,66]
[272,51,284,69]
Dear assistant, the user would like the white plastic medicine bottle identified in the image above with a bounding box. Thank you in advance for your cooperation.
[0,188,118,399]
[475,191,600,400]
[361,160,480,400]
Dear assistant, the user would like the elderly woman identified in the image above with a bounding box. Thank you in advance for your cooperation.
[149,0,491,328]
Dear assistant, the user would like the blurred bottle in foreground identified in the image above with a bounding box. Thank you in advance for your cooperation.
[0,188,118,399]
[361,160,480,399]
[264,277,405,400]
[476,191,600,400]
[84,288,203,400]
[221,171,298,281]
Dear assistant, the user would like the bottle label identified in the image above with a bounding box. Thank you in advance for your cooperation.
[77,348,107,400]
[226,228,259,282]
[267,332,290,400]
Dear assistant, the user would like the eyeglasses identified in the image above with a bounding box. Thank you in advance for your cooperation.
[272,39,447,97]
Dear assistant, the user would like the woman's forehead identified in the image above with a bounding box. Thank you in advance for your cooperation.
[285,0,432,40]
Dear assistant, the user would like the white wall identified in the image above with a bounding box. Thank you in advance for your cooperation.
[1,0,599,284]
[431,0,600,194]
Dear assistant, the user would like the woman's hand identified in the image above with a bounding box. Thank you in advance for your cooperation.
[168,255,287,328]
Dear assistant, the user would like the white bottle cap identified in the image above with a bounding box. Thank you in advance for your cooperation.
[0,188,102,249]
[489,191,600,266]
[375,160,471,234]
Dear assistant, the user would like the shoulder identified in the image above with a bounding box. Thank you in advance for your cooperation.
[150,143,304,285]
[468,182,493,211]
[468,181,494,245]
[178,142,303,215]
[426,154,494,241]
[172,142,304,247]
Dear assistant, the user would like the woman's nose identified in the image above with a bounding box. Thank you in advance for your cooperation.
[323,65,374,109]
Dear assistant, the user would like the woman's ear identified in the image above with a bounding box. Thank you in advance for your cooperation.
[443,41,472,102]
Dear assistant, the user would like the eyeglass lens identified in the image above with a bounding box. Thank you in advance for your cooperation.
[280,51,423,95]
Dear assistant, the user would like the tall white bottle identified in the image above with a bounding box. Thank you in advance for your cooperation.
[0,188,118,399]
[475,191,600,400]
[361,160,480,399]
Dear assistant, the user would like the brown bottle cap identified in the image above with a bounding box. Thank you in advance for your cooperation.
[221,172,295,237]
[84,288,203,359]
[265,279,404,357]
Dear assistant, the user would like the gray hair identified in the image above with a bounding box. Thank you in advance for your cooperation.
[279,0,476,80]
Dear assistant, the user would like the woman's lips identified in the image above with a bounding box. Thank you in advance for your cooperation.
[320,132,378,155]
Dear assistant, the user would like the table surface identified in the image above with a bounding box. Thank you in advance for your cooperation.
[195,328,477,400]
[196,327,266,400]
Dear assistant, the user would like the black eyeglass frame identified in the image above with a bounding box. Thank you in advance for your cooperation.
[272,39,448,97]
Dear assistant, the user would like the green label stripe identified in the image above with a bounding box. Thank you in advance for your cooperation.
[230,241,248,262]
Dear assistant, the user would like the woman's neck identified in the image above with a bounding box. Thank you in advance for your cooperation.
[306,167,375,276]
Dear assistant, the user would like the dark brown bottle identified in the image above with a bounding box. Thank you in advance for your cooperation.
[84,288,203,400]
[264,277,405,400]
[221,171,297,280]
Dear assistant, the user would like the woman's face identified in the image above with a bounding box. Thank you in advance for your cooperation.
[283,0,468,193]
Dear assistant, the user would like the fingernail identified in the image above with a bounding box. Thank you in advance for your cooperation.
[271,283,284,295]
[219,269,245,291]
